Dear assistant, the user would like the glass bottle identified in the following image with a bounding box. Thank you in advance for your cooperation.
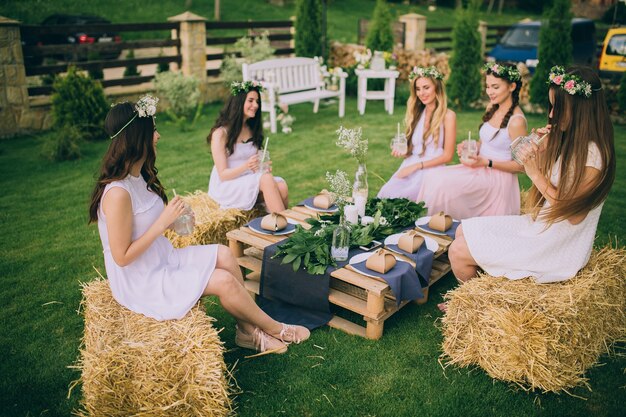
[352,163,368,217]
[370,51,385,71]
[331,216,351,262]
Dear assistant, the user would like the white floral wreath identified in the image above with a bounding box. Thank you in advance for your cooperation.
[110,94,159,140]
[408,66,444,81]
[548,66,593,98]
[230,80,264,96]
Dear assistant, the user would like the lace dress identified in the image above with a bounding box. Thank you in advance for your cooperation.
[462,142,604,283]
[98,174,218,320]
[377,111,445,201]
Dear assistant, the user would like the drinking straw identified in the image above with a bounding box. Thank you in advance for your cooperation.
[173,189,177,197]
[397,122,400,138]
[262,136,269,161]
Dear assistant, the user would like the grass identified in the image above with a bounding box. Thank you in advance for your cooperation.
[0,96,624,417]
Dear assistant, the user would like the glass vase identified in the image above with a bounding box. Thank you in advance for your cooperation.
[370,51,385,71]
[331,216,351,262]
[352,163,368,217]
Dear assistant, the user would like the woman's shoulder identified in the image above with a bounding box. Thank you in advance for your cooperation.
[508,109,527,127]
[211,126,228,144]
[444,108,456,119]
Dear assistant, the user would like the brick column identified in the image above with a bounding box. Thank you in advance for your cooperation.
[0,16,29,137]
[478,20,488,57]
[399,13,427,51]
[168,12,208,98]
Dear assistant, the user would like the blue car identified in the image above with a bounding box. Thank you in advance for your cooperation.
[488,18,596,73]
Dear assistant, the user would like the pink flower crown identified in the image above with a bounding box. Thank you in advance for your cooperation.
[230,80,265,96]
[483,62,521,82]
[547,66,593,98]
[408,66,444,81]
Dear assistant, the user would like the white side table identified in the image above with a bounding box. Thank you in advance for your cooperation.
[355,69,400,116]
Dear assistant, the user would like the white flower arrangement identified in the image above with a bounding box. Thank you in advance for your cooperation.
[336,126,368,164]
[353,49,372,70]
[325,170,351,209]
[135,94,159,118]
[277,113,295,134]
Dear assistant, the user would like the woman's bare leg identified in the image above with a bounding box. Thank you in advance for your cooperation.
[276,180,289,208]
[259,173,285,213]
[448,225,479,282]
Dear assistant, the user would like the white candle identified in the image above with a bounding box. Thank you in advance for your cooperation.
[354,195,367,217]
[344,205,358,225]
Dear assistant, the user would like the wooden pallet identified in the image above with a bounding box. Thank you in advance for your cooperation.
[226,208,452,340]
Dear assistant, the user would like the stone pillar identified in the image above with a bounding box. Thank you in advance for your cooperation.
[168,12,208,98]
[478,20,488,57]
[399,13,427,51]
[0,16,29,137]
[289,15,296,51]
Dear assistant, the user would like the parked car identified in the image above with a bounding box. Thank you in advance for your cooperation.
[487,18,597,73]
[36,14,122,62]
[598,26,626,79]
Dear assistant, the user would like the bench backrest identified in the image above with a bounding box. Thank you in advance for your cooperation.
[242,57,322,94]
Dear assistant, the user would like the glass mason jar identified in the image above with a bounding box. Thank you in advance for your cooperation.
[173,205,195,236]
[257,150,271,174]
[331,216,351,262]
[352,163,369,217]
[370,51,385,71]
[390,133,408,155]
[510,131,548,165]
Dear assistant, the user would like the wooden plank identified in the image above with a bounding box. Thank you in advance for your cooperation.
[330,268,389,296]
[25,55,181,76]
[327,315,366,338]
[238,255,262,273]
[248,272,260,282]
[20,22,178,36]
[243,246,264,259]
[244,280,260,294]
[23,39,180,56]
[205,20,293,30]
[226,228,275,249]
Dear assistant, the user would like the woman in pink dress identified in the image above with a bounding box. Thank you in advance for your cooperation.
[89,95,309,354]
[416,63,527,219]
[208,81,288,212]
[377,66,456,200]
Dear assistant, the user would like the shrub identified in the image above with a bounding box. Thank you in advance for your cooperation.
[530,0,572,108]
[220,32,275,85]
[366,0,394,53]
[295,0,323,58]
[123,49,141,77]
[51,66,108,141]
[447,1,482,109]
[602,2,626,25]
[154,71,202,131]
[41,125,82,161]
[87,51,104,80]
[157,48,169,73]
[618,73,626,114]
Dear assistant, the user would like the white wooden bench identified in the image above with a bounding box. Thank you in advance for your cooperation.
[242,57,347,133]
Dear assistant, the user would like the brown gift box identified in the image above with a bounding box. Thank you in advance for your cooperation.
[365,249,397,274]
[260,213,288,231]
[398,230,425,253]
[313,189,336,209]
[428,211,453,232]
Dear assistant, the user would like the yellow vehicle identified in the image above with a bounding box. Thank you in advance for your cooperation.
[599,27,626,78]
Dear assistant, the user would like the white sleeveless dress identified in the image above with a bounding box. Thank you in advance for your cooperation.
[98,174,218,320]
[377,111,445,201]
[462,142,604,283]
[208,138,284,210]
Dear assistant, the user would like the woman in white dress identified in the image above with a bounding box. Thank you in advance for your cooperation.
[208,81,288,212]
[377,66,456,200]
[89,96,309,354]
[449,66,616,284]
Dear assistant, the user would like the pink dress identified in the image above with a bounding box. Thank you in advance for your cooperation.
[416,115,523,219]
[98,174,218,321]
[377,112,445,201]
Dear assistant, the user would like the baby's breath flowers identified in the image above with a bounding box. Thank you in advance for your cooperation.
[336,126,368,164]
[326,170,351,210]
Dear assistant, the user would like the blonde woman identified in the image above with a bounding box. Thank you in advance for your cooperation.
[377,66,456,200]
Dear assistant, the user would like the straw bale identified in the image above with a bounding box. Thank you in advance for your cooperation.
[440,246,626,393]
[165,191,265,248]
[72,279,233,416]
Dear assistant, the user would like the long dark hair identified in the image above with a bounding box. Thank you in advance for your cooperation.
[527,66,615,224]
[207,88,264,154]
[480,62,522,137]
[88,102,167,223]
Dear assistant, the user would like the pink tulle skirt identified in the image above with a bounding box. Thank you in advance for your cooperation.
[416,165,520,219]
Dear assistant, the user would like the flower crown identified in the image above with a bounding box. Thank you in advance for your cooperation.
[230,80,264,96]
[483,62,521,82]
[547,66,593,98]
[409,66,444,81]
[110,94,159,140]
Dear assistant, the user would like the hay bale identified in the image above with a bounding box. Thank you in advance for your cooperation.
[440,246,626,393]
[165,191,265,248]
[72,279,233,416]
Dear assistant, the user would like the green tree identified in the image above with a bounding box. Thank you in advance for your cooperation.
[123,49,141,77]
[447,1,482,109]
[530,0,572,107]
[366,0,394,52]
[618,72,626,114]
[295,0,323,58]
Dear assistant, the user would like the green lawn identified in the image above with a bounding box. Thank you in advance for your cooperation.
[0,97,624,416]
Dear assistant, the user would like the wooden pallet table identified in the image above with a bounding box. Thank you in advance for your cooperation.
[226,208,452,340]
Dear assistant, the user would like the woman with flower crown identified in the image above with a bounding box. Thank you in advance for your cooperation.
[377,66,456,200]
[449,65,615,284]
[89,96,309,354]
[207,81,288,212]
[416,62,527,219]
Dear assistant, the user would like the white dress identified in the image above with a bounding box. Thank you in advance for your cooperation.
[98,174,218,320]
[208,137,284,210]
[377,111,445,201]
[462,142,603,283]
